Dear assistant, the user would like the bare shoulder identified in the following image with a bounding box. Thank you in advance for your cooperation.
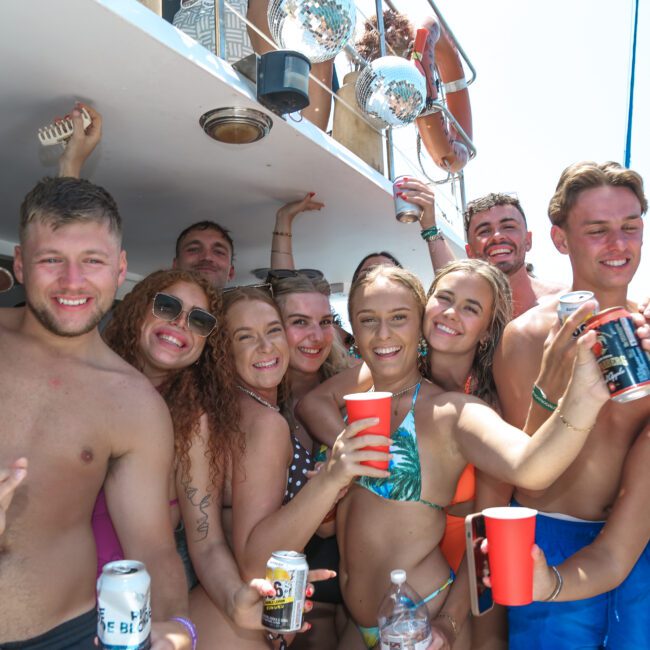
[240,399,290,444]
[503,299,557,347]
[530,277,565,301]
[93,345,172,446]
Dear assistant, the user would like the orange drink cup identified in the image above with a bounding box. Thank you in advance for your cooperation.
[483,506,537,606]
[343,392,392,470]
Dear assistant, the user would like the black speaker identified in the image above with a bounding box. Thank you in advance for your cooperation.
[256,50,311,115]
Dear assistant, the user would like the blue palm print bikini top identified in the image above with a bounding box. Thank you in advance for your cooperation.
[355,383,445,510]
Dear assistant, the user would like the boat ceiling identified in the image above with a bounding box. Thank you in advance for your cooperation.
[0,0,463,292]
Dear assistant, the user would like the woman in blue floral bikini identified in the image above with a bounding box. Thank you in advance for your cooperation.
[298,264,608,649]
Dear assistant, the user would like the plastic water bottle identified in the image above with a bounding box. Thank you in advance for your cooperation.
[378,569,433,650]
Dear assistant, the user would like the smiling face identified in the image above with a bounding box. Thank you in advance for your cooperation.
[173,227,234,289]
[14,220,126,337]
[227,298,289,394]
[466,204,531,275]
[138,280,210,378]
[350,277,422,382]
[280,292,334,375]
[551,185,643,295]
[423,271,494,356]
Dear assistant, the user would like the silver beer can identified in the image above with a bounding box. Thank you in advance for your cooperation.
[393,176,423,223]
[97,560,152,650]
[557,291,598,324]
[262,551,309,633]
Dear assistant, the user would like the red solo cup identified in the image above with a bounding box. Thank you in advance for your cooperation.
[483,506,537,606]
[343,392,392,470]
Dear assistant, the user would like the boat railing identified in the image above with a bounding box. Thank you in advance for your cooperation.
[210,0,476,212]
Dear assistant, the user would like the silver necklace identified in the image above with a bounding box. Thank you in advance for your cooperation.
[370,379,421,398]
[237,385,280,411]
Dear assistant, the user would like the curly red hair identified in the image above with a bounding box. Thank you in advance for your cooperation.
[104,269,241,485]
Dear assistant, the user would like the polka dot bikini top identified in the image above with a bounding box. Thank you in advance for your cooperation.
[283,433,313,503]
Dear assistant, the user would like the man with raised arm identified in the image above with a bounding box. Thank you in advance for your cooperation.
[397,180,564,317]
[0,177,193,648]
[493,161,650,649]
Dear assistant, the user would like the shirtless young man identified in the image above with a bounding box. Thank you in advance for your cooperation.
[493,161,650,649]
[398,183,564,318]
[0,177,192,648]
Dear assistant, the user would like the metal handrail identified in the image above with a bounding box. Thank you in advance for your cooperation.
[423,0,477,86]
[418,100,477,160]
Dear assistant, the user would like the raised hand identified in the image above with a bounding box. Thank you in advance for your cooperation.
[275,193,325,230]
[393,177,437,228]
[59,103,103,178]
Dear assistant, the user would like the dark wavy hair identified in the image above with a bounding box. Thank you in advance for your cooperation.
[104,269,241,484]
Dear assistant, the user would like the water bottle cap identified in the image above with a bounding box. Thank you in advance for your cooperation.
[390,569,406,584]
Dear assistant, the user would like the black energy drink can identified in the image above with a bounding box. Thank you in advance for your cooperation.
[262,551,309,633]
[585,307,650,403]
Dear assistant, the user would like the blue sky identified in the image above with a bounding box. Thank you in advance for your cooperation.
[353,0,647,299]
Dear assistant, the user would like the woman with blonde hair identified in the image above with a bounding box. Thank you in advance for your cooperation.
[268,271,355,649]
[298,265,607,648]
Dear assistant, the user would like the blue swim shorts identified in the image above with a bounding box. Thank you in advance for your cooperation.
[508,503,650,649]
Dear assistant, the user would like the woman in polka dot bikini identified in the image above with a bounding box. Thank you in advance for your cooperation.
[219,285,385,650]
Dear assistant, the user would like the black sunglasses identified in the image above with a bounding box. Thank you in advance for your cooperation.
[266,268,324,282]
[152,292,217,337]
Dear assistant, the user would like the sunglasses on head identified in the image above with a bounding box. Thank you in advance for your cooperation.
[222,282,274,297]
[266,268,324,282]
[152,292,217,337]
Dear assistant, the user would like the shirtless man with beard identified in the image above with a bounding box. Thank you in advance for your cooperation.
[0,176,192,649]
[399,182,564,318]
[493,161,650,649]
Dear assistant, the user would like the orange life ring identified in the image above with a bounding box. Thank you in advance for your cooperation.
[413,17,473,173]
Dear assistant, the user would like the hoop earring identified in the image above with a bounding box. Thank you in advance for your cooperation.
[418,337,429,358]
[478,339,489,354]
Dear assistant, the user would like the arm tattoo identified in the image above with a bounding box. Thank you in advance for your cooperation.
[182,480,211,542]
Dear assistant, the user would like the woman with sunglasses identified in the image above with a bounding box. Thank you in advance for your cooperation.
[219,285,390,649]
[296,265,607,648]
[92,269,296,648]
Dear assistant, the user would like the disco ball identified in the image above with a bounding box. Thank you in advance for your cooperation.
[268,0,357,64]
[355,56,427,129]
